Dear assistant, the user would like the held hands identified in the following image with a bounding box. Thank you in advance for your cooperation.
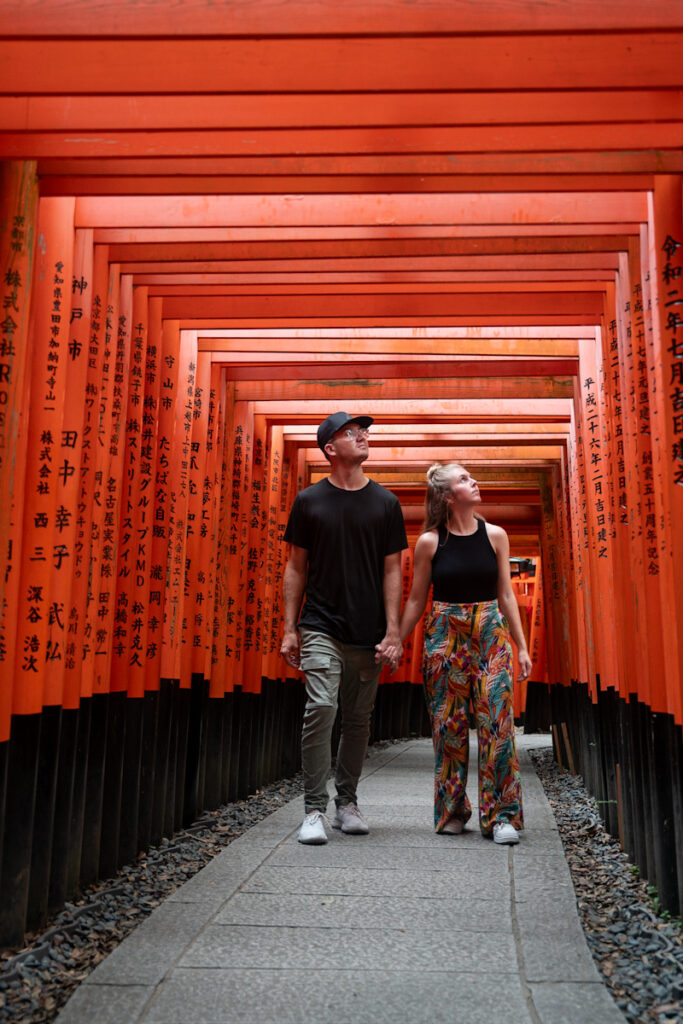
[280,630,301,670]
[375,632,403,673]
[517,650,533,682]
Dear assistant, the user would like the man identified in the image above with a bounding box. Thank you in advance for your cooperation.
[280,411,408,844]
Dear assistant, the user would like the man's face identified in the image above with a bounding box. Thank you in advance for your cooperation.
[327,423,370,460]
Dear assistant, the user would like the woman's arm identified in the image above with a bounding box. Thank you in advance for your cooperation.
[488,524,533,680]
[399,531,438,642]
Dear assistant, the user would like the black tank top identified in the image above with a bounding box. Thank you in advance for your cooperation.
[431,518,499,603]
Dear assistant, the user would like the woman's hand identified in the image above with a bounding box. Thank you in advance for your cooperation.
[517,649,532,681]
[375,631,402,671]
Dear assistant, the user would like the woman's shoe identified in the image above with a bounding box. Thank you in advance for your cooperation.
[492,821,519,844]
[441,816,464,835]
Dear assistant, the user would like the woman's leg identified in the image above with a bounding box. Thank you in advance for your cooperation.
[422,604,472,832]
[471,602,524,835]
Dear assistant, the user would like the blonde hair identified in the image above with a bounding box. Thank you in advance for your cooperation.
[423,462,483,534]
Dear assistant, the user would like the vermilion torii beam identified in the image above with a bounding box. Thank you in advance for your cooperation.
[72,193,647,229]
[2,90,679,132]
[2,0,679,35]
[6,124,681,160]
[36,153,683,183]
[159,292,605,320]
[131,254,623,273]
[232,377,574,402]
[219,359,578,382]
[98,233,639,254]
[2,35,681,93]
[34,174,664,197]
[252,398,573,421]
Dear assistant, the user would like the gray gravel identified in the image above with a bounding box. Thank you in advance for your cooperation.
[0,770,306,1023]
[1,741,681,1023]
[530,747,683,1024]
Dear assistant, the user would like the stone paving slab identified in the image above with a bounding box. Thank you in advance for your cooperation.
[512,852,576,902]
[143,968,529,1024]
[57,735,627,1024]
[242,863,512,900]
[214,890,511,931]
[266,837,513,871]
[516,900,603,983]
[178,920,518,972]
[57,985,155,1024]
[530,981,628,1024]
[78,901,219,986]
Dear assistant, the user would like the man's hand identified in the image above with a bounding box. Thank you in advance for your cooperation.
[375,632,403,673]
[280,630,301,670]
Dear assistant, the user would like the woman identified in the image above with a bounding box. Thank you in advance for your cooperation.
[399,462,532,844]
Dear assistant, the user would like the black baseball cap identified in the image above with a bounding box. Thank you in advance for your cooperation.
[317,411,374,452]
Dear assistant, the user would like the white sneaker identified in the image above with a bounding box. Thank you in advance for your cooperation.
[493,821,519,845]
[298,811,329,845]
[332,802,369,835]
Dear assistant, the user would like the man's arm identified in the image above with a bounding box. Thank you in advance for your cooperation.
[375,550,403,669]
[280,544,308,670]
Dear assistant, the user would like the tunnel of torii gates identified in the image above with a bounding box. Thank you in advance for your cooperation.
[0,0,682,948]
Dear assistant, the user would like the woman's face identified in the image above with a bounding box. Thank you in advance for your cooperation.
[447,466,480,506]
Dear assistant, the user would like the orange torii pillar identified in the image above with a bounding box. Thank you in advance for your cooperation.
[0,194,75,943]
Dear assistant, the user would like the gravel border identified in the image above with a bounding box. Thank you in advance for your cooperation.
[1,740,681,1023]
[529,747,683,1024]
[0,769,307,1023]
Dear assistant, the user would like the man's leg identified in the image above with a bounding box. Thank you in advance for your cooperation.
[299,630,341,813]
[334,644,380,809]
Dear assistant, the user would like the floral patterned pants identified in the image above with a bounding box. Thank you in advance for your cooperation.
[422,599,524,836]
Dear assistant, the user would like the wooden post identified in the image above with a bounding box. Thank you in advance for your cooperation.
[552,723,564,772]
[615,762,625,850]
[560,721,577,775]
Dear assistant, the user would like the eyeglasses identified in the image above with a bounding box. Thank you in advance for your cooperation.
[337,426,370,440]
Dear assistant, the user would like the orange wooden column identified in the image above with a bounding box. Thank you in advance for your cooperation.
[210,380,234,701]
[260,421,285,685]
[110,285,149,695]
[222,398,254,691]
[179,346,211,686]
[62,243,109,704]
[539,466,572,690]
[159,325,195,684]
[579,333,619,695]
[205,363,226,690]
[57,227,94,709]
[0,161,38,741]
[241,410,268,694]
[648,177,683,722]
[527,559,547,687]
[93,272,133,695]
[143,313,176,692]
[137,295,162,682]
[13,196,75,716]
[0,162,38,608]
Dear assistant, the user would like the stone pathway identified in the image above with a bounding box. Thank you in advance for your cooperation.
[57,736,625,1024]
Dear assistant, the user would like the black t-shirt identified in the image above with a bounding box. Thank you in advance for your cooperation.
[284,477,408,648]
[431,519,499,603]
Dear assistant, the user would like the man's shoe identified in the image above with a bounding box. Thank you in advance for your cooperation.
[492,821,519,845]
[441,816,464,835]
[298,811,329,844]
[331,802,369,835]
